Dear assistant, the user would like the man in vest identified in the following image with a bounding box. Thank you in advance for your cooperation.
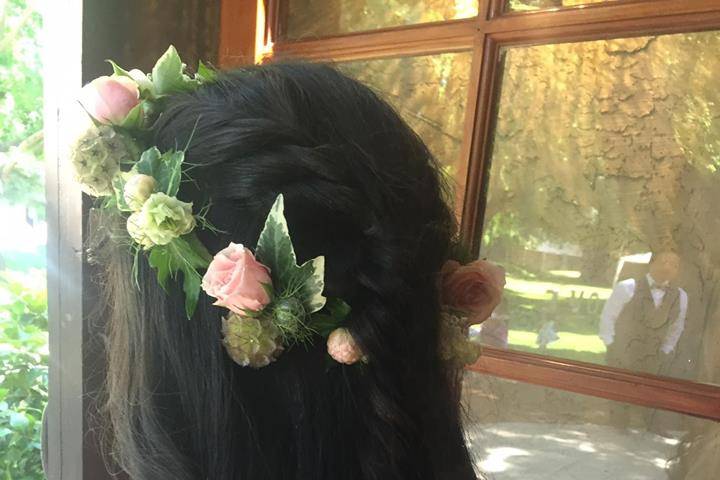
[599,251,688,429]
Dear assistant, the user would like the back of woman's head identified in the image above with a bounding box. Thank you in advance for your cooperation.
[97,61,476,480]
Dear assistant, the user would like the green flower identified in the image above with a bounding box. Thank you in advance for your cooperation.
[70,125,139,196]
[126,192,195,248]
[271,297,309,340]
[222,314,283,368]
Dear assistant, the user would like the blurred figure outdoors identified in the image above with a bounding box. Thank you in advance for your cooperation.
[599,251,688,429]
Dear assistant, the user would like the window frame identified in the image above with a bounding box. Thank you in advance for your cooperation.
[219,0,720,422]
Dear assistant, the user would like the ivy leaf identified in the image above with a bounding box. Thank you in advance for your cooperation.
[289,256,326,314]
[151,45,199,96]
[255,193,297,290]
[255,193,327,315]
[135,147,162,176]
[159,150,184,196]
[151,45,184,95]
[134,147,183,196]
[111,173,133,212]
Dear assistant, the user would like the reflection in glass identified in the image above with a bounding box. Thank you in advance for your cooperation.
[478,31,720,386]
[464,373,719,479]
[285,0,478,39]
[506,0,616,12]
[340,52,472,198]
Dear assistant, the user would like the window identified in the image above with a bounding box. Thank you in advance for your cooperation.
[480,31,720,386]
[218,0,720,476]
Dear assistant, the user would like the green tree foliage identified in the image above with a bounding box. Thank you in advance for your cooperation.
[0,1,47,478]
[0,273,47,480]
[0,0,44,220]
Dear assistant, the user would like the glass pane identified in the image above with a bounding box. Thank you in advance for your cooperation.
[340,52,473,200]
[478,31,720,386]
[0,1,48,478]
[506,0,619,12]
[464,373,719,479]
[285,0,479,40]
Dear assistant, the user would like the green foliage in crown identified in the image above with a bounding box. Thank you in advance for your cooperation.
[72,46,217,318]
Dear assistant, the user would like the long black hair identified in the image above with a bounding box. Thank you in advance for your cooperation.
[94,61,477,479]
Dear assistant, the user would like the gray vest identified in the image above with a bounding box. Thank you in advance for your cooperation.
[606,275,680,374]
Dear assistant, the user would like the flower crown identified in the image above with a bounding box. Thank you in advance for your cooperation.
[71,46,505,368]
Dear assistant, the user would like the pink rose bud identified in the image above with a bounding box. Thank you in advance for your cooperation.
[327,328,364,365]
[79,75,140,125]
[201,242,273,315]
[439,258,506,326]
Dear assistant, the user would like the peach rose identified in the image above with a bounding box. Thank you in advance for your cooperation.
[327,328,364,365]
[201,242,273,314]
[439,258,506,325]
[79,75,140,125]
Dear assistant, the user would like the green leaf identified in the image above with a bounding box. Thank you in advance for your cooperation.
[107,59,133,78]
[111,173,133,212]
[255,193,298,290]
[147,235,210,318]
[134,147,184,196]
[290,255,326,314]
[171,235,211,270]
[119,100,145,130]
[260,281,275,302]
[159,150,184,196]
[148,245,172,290]
[152,45,184,95]
[309,297,350,337]
[135,147,162,176]
[151,45,199,95]
[325,297,351,320]
[310,313,342,337]
[196,60,217,83]
[179,264,202,318]
[255,193,327,315]
[185,232,213,264]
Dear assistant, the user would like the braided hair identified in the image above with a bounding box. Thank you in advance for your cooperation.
[98,61,476,480]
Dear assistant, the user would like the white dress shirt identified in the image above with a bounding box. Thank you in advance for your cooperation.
[599,273,688,354]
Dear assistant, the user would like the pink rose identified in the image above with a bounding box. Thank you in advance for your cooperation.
[79,75,140,125]
[201,242,273,314]
[327,328,364,365]
[439,258,506,325]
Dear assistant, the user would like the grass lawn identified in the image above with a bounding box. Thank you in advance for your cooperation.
[495,269,612,365]
[507,328,608,365]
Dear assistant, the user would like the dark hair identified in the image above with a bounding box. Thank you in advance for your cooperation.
[95,61,476,479]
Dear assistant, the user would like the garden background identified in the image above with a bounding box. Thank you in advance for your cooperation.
[0,0,47,478]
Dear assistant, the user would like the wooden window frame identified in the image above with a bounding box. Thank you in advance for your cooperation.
[219,0,720,422]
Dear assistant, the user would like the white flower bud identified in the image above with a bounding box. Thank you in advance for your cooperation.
[123,173,156,211]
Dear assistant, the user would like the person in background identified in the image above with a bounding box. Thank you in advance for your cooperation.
[598,250,688,429]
